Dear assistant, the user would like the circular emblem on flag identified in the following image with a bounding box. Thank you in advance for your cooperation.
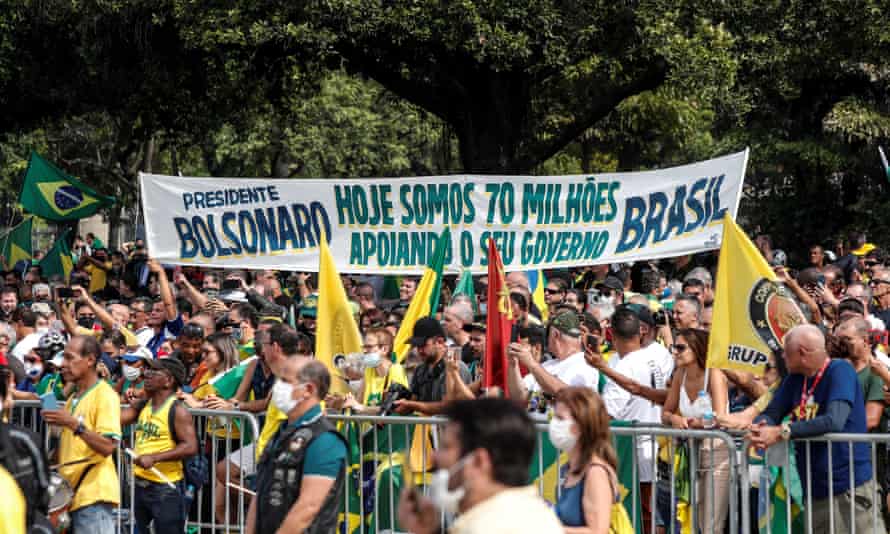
[748,279,805,352]
[54,186,82,210]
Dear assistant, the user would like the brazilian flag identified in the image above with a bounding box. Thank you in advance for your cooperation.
[338,416,421,534]
[0,217,32,270]
[39,229,74,282]
[19,152,115,221]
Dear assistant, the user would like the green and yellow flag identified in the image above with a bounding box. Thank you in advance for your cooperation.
[315,232,363,395]
[19,152,115,221]
[392,228,450,363]
[39,229,74,282]
[0,217,33,270]
[706,214,805,375]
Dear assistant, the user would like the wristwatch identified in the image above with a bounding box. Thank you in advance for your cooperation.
[232,400,240,410]
[780,422,792,441]
[74,415,86,436]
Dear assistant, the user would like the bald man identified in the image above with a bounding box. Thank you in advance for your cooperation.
[750,324,882,532]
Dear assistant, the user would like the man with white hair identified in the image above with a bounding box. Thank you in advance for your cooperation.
[443,301,474,352]
[31,283,51,303]
[684,267,713,305]
[750,324,883,532]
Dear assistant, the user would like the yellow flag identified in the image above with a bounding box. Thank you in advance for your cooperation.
[706,214,805,375]
[315,235,363,395]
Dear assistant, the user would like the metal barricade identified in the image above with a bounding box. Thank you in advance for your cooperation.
[121,407,262,534]
[328,414,743,534]
[742,432,890,534]
[12,399,260,534]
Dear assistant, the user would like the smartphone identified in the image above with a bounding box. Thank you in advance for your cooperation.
[40,392,58,411]
[510,324,520,343]
[585,334,600,351]
[56,287,74,299]
[222,279,241,290]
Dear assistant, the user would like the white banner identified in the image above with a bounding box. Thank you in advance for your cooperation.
[140,149,748,274]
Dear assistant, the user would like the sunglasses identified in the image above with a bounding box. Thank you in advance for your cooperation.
[544,288,563,295]
[670,343,688,353]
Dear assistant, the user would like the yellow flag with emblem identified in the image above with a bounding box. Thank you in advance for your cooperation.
[706,214,805,375]
[315,231,363,395]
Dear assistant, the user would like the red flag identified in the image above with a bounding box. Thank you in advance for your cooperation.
[484,238,514,397]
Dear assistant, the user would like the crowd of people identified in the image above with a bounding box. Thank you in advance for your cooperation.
[1,230,890,533]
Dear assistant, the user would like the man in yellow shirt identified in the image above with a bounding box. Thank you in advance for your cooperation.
[42,335,121,534]
[122,356,197,533]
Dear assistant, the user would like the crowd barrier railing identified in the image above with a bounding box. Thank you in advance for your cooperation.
[11,399,261,534]
[15,400,890,534]
[742,432,890,534]
[328,414,742,534]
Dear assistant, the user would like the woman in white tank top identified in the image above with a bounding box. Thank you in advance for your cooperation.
[661,328,731,534]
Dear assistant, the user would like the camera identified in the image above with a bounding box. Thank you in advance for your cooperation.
[379,383,413,417]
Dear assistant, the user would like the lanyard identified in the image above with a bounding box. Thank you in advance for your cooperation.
[798,358,830,418]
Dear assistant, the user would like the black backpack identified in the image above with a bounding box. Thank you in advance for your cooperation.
[0,422,54,533]
[166,400,210,491]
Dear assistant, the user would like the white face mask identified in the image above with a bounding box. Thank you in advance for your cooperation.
[548,417,578,451]
[429,454,471,515]
[348,379,363,394]
[25,363,43,379]
[123,365,141,381]
[271,380,301,414]
[362,352,381,368]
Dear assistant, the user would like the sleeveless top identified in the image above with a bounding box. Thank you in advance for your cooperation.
[678,371,695,417]
[556,463,620,526]
[134,395,184,483]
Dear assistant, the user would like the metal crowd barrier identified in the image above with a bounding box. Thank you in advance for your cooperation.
[327,414,742,534]
[11,399,261,534]
[743,432,890,534]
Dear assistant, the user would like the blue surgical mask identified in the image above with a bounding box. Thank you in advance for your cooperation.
[362,352,381,368]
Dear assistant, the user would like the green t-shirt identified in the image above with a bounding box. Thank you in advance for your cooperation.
[857,366,885,403]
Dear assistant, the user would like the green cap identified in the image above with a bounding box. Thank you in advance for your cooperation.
[549,310,581,337]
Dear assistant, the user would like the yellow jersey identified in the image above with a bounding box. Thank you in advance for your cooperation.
[0,466,25,534]
[58,379,121,511]
[134,395,184,483]
[362,363,409,407]
[85,262,112,294]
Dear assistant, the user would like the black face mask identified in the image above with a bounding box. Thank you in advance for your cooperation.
[77,317,95,329]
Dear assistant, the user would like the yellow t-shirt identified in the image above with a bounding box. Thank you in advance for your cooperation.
[58,380,121,511]
[76,324,139,349]
[85,262,112,294]
[362,363,409,407]
[134,395,184,483]
[255,402,288,462]
[193,371,241,439]
[0,466,25,534]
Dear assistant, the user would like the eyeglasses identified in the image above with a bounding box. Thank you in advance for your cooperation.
[670,343,688,353]
[544,288,562,295]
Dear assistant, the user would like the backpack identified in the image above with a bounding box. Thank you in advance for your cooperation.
[167,399,210,491]
[0,423,54,533]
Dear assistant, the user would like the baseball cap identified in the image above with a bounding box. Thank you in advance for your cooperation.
[409,317,446,346]
[596,276,624,293]
[625,303,655,327]
[31,302,52,315]
[462,315,487,333]
[147,356,188,387]
[548,310,582,337]
[122,346,152,364]
[852,243,877,256]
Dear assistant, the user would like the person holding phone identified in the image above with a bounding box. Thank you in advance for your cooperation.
[41,335,121,534]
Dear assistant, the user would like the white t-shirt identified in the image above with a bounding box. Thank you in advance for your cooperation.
[522,352,600,394]
[11,332,42,362]
[640,341,674,382]
[601,347,668,482]
[134,326,153,348]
